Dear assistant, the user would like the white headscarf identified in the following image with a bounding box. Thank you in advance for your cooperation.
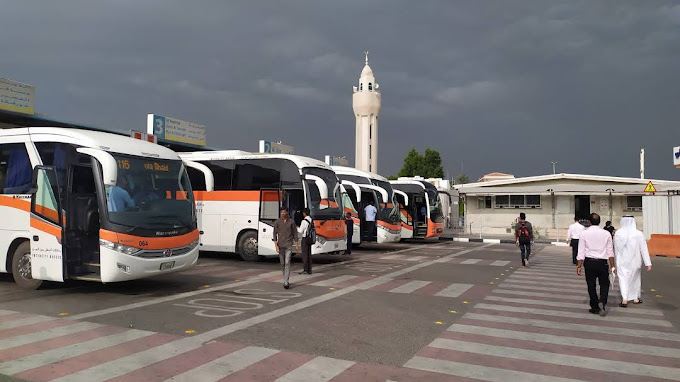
[614,216,637,250]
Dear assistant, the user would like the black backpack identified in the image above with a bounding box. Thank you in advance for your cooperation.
[304,217,316,243]
[518,222,531,243]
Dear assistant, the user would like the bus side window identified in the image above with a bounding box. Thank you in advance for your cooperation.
[187,167,207,191]
[0,143,33,194]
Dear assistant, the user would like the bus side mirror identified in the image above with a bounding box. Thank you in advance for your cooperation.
[305,174,328,200]
[76,148,117,186]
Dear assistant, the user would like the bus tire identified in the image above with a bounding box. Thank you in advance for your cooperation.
[237,231,261,262]
[12,241,42,290]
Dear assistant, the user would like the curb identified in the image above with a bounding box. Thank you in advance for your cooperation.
[440,237,567,246]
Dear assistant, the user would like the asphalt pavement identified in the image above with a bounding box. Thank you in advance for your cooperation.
[0,241,679,381]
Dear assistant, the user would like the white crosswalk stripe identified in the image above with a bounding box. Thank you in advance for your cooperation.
[404,356,580,382]
[460,259,481,264]
[275,356,355,382]
[389,280,431,294]
[166,346,279,382]
[0,329,154,375]
[484,295,660,316]
[463,312,680,342]
[435,283,473,298]
[0,315,54,330]
[310,275,359,287]
[0,321,103,349]
[490,260,510,266]
[429,338,680,380]
[448,323,680,358]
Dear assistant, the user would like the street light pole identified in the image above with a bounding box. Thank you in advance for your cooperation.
[606,188,614,223]
[551,162,558,175]
[547,188,556,241]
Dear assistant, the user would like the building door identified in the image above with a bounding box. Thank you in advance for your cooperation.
[574,195,591,221]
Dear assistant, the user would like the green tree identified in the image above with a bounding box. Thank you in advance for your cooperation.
[455,173,471,185]
[423,149,445,178]
[397,148,445,178]
[386,175,398,180]
[397,148,424,177]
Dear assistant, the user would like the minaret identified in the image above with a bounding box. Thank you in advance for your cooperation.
[352,50,381,173]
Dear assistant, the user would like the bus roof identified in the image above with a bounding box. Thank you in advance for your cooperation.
[390,180,429,190]
[178,151,332,170]
[331,166,389,182]
[0,127,180,160]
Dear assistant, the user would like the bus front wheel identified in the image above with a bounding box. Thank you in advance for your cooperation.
[238,231,261,262]
[12,242,42,290]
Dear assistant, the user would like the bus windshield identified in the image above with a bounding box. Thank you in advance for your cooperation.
[427,189,445,223]
[372,179,400,225]
[105,154,195,231]
[303,168,343,220]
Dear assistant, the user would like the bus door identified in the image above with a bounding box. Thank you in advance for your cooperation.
[29,166,65,282]
[359,190,377,241]
[413,194,428,237]
[258,189,281,255]
[64,164,100,274]
[282,187,305,226]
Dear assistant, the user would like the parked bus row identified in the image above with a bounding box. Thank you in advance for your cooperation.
[0,127,444,289]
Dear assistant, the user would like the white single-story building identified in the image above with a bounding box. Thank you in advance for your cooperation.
[454,173,680,242]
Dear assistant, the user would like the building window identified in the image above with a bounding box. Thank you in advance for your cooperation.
[360,83,363,91]
[369,125,372,139]
[369,145,372,159]
[494,195,541,208]
[368,82,373,90]
[626,195,643,211]
[477,196,492,209]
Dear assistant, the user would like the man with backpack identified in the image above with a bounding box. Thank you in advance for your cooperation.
[298,208,314,275]
[515,212,534,267]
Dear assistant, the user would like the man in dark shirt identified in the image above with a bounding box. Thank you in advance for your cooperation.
[604,221,616,237]
[273,207,299,289]
[514,212,534,267]
[345,212,354,255]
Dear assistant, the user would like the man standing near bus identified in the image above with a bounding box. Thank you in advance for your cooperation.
[364,201,377,240]
[345,212,354,255]
[298,208,313,275]
[273,207,299,289]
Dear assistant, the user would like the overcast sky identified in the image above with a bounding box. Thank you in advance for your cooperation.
[2,1,679,180]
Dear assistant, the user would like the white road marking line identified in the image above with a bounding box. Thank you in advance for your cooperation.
[435,283,473,298]
[490,260,510,266]
[165,346,278,382]
[0,315,54,330]
[404,356,579,382]
[1,329,154,375]
[430,338,680,381]
[460,259,481,265]
[380,254,404,260]
[389,280,431,294]
[0,322,102,349]
[0,310,17,316]
[497,283,586,294]
[473,303,673,327]
[484,295,663,316]
[448,323,680,358]
[275,356,355,382]
[463,312,680,342]
[492,288,589,301]
[310,275,359,287]
[56,244,491,381]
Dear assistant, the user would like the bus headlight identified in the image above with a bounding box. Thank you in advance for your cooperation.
[100,239,142,256]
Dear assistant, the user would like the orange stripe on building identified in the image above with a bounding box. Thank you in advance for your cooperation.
[30,217,62,239]
[100,229,199,250]
[194,190,263,202]
[314,220,347,239]
[378,220,401,232]
[0,195,31,211]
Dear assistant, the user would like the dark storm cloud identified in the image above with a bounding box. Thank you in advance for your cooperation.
[2,1,679,180]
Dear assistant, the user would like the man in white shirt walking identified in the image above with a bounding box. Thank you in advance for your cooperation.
[577,213,616,316]
[298,208,313,275]
[566,216,585,265]
[364,201,378,240]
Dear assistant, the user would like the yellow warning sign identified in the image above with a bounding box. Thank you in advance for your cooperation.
[644,181,657,193]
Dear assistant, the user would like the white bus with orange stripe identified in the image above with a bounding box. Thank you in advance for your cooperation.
[0,128,199,289]
[179,151,347,261]
[391,179,445,240]
[332,166,401,244]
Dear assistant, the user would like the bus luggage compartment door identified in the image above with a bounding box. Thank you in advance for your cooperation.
[29,166,65,282]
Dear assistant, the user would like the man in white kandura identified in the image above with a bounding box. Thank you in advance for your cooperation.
[614,216,652,308]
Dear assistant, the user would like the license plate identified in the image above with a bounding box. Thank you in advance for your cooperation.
[160,261,175,271]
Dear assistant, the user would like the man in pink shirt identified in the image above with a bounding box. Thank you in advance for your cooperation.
[577,213,616,316]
